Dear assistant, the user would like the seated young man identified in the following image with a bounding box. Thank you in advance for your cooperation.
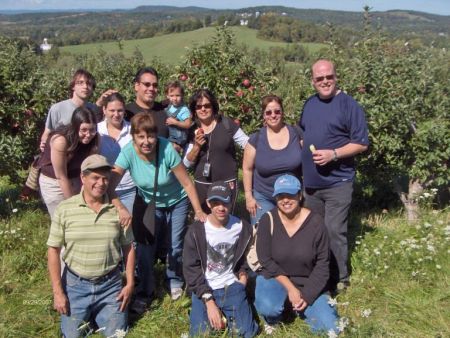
[183,181,258,337]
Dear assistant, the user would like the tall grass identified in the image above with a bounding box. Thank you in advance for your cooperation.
[0,187,448,337]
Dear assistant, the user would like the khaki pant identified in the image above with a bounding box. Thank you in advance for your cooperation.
[39,174,81,219]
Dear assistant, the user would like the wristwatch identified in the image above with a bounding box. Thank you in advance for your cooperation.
[201,292,214,303]
[332,149,338,161]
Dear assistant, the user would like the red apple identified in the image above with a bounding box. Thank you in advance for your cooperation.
[234,119,241,126]
[236,90,244,97]
[179,74,188,81]
[242,79,251,88]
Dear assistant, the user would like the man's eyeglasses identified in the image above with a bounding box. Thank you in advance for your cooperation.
[75,80,93,87]
[196,103,212,110]
[264,109,282,116]
[140,82,158,88]
[313,75,335,83]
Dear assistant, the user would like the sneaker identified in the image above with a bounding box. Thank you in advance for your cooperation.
[171,287,183,301]
[129,298,149,315]
[264,323,276,335]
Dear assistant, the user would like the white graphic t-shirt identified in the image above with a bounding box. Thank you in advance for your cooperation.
[204,215,242,290]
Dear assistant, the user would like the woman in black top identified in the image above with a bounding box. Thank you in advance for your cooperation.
[254,174,340,335]
[183,89,248,213]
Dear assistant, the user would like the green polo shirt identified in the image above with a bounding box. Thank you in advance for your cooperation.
[47,191,134,279]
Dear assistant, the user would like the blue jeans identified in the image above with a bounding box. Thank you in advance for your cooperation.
[304,182,353,284]
[190,282,258,337]
[116,187,136,214]
[135,197,189,300]
[250,190,276,225]
[61,268,127,338]
[254,276,339,334]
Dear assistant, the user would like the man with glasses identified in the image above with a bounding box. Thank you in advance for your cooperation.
[125,67,169,138]
[298,59,369,292]
[39,69,98,152]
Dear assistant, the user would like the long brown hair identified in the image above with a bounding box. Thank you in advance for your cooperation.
[51,106,99,155]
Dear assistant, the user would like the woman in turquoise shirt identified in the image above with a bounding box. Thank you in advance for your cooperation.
[109,112,206,314]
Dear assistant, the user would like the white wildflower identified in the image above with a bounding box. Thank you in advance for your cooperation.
[427,244,435,253]
[337,317,350,332]
[436,265,442,270]
[355,240,361,245]
[328,297,338,307]
[110,329,127,338]
[423,192,431,198]
[383,236,388,239]
[431,188,438,193]
[12,208,18,213]
[361,309,372,318]
[10,229,16,234]
[327,329,338,338]
[180,333,189,338]
[373,248,380,255]
[384,265,389,269]
[411,271,418,277]
[423,222,432,228]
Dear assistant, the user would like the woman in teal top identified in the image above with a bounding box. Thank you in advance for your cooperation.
[109,112,206,313]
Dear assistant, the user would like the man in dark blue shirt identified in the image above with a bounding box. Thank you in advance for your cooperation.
[299,59,369,291]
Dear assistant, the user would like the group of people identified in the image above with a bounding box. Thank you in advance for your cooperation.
[40,59,368,337]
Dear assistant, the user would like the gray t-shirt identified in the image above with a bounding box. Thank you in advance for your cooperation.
[45,99,97,130]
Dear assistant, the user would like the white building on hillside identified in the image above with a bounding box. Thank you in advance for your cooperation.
[40,38,52,52]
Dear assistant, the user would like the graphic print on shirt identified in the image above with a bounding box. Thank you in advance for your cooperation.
[206,240,238,274]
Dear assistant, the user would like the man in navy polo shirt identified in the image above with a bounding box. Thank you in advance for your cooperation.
[298,59,369,291]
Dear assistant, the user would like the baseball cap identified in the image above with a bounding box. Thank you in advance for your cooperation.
[206,181,232,203]
[81,154,113,172]
[272,174,302,197]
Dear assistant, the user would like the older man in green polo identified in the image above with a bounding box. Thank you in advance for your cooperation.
[47,154,135,337]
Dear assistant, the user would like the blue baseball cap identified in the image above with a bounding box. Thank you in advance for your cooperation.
[272,174,302,197]
[206,181,231,203]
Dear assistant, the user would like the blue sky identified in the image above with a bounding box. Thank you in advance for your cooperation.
[0,0,449,15]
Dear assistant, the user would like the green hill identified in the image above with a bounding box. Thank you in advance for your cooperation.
[60,26,325,64]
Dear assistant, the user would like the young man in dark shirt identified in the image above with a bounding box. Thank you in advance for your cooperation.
[183,181,258,337]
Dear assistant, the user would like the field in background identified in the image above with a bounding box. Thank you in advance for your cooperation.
[60,26,326,64]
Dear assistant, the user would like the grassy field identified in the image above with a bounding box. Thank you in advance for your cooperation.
[0,179,448,337]
[60,26,326,65]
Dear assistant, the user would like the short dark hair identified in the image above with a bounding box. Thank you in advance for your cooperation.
[130,112,158,136]
[133,67,159,83]
[165,80,185,96]
[188,89,220,121]
[69,69,96,98]
[261,94,284,114]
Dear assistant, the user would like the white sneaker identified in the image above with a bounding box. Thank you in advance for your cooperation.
[171,287,183,300]
[264,323,276,335]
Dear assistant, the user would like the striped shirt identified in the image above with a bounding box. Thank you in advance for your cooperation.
[47,191,134,279]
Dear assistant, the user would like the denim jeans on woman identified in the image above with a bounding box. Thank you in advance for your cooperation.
[135,197,190,302]
[250,190,276,225]
[254,275,339,335]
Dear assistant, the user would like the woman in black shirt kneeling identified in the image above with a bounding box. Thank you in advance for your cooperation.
[254,174,340,335]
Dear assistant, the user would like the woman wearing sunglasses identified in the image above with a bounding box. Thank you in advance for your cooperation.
[183,89,249,213]
[242,94,303,224]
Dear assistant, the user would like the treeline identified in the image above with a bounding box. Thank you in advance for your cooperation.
[0,6,448,48]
